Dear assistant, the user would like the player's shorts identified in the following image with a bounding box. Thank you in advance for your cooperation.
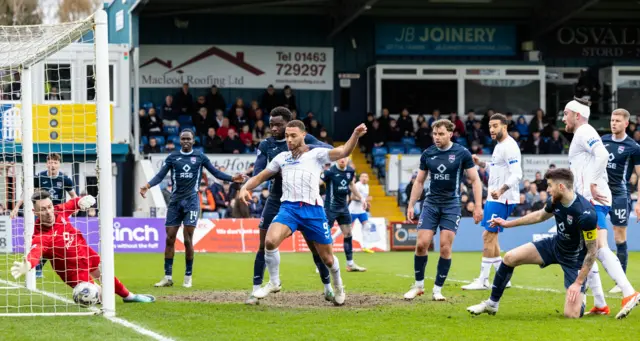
[594,205,610,230]
[259,196,281,230]
[273,201,332,244]
[609,195,632,227]
[533,237,587,292]
[417,204,461,234]
[326,210,352,226]
[350,213,369,223]
[481,201,517,233]
[166,195,200,227]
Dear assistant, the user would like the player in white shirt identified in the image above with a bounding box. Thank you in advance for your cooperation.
[463,114,522,290]
[349,173,374,253]
[563,98,640,319]
[238,120,367,306]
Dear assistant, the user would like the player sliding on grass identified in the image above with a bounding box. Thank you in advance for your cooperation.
[468,168,598,318]
[239,120,367,306]
[404,119,484,301]
[140,129,244,289]
[10,190,155,303]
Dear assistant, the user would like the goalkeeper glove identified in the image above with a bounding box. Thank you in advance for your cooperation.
[78,195,96,210]
[11,259,31,279]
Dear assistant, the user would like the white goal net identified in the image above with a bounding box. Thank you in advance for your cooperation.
[0,10,115,317]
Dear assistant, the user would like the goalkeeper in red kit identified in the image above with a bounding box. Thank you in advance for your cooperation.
[10,190,155,303]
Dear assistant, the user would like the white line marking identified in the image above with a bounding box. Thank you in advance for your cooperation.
[0,278,176,341]
[395,274,617,298]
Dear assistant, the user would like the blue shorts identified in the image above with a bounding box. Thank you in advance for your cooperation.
[326,210,352,226]
[609,196,631,227]
[533,237,587,292]
[273,202,332,245]
[417,204,461,234]
[259,197,281,230]
[351,213,369,223]
[481,201,517,233]
[594,205,610,230]
[166,195,199,227]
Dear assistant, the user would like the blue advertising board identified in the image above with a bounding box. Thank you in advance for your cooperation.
[376,24,516,56]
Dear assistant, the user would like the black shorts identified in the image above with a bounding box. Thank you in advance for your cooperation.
[326,210,352,226]
[259,197,281,230]
[609,195,632,227]
[533,237,587,292]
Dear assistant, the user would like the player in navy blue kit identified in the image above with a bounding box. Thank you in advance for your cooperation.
[602,108,640,295]
[246,107,333,305]
[468,168,599,318]
[11,153,77,278]
[140,129,244,288]
[322,158,366,272]
[404,119,484,301]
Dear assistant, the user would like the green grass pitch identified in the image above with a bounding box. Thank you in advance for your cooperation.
[2,252,640,341]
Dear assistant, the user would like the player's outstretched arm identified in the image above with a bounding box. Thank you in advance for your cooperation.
[141,160,172,198]
[203,157,243,183]
[407,169,428,221]
[490,208,553,229]
[328,124,367,162]
[239,169,278,205]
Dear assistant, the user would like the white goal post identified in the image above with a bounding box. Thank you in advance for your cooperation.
[0,10,115,317]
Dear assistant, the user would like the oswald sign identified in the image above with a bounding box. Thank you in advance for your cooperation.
[376,24,516,56]
[547,26,640,58]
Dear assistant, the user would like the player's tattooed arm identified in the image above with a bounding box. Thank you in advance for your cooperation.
[576,230,598,285]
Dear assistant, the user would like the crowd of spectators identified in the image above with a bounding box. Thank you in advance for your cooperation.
[140,83,331,154]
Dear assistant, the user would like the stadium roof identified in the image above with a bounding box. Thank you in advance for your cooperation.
[139,0,640,39]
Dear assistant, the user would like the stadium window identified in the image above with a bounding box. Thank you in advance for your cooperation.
[44,63,72,101]
[0,70,21,101]
[86,64,114,102]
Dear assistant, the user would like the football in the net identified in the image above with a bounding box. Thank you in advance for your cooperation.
[72,282,101,306]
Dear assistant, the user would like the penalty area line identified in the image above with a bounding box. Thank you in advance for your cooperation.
[0,278,176,341]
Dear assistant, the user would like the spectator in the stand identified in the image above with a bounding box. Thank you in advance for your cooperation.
[470,141,483,155]
[627,122,637,136]
[397,108,415,137]
[525,183,541,205]
[516,115,529,137]
[388,119,402,142]
[249,195,263,218]
[229,97,248,121]
[234,107,249,129]
[308,119,322,138]
[291,109,299,120]
[147,107,163,136]
[260,84,279,114]
[509,130,522,152]
[143,137,161,154]
[239,124,253,149]
[415,114,426,129]
[198,182,216,216]
[161,181,172,205]
[462,201,475,217]
[216,118,234,139]
[318,128,333,145]
[162,95,180,126]
[174,83,193,114]
[303,111,315,131]
[138,109,149,136]
[634,130,640,144]
[369,120,385,149]
[378,108,391,135]
[254,108,266,124]
[223,129,244,154]
[481,109,494,136]
[259,188,269,205]
[465,110,478,133]
[450,111,465,137]
[523,131,548,154]
[505,112,516,132]
[529,109,546,135]
[415,120,433,150]
[211,181,232,218]
[520,179,531,193]
[362,113,375,151]
[532,190,548,211]
[205,85,226,114]
[165,140,176,152]
[467,120,485,147]
[547,129,564,154]
[280,85,297,111]
[248,100,260,121]
[193,107,212,138]
[253,119,267,144]
[203,127,223,153]
[212,109,225,130]
[195,96,207,112]
[427,109,441,127]
[45,86,62,100]
[513,193,531,217]
[533,171,548,192]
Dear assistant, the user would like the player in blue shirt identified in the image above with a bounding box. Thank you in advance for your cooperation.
[601,108,640,295]
[321,159,366,272]
[246,107,334,305]
[11,153,77,278]
[468,168,601,318]
[140,129,244,288]
[404,119,484,301]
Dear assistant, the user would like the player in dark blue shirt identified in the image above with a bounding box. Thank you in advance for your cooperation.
[246,107,334,304]
[602,109,640,295]
[321,159,365,272]
[404,119,484,301]
[468,168,599,318]
[140,129,244,288]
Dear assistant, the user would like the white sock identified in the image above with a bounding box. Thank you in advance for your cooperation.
[329,255,343,288]
[125,293,135,300]
[479,257,493,281]
[252,284,261,293]
[415,280,425,288]
[264,249,281,286]
[487,298,499,307]
[587,262,607,309]
[598,247,635,297]
[323,283,332,292]
[165,275,172,281]
[433,285,442,294]
[492,257,503,272]
[347,260,354,266]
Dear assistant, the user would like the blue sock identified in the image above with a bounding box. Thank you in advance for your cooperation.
[253,251,266,285]
[434,257,452,287]
[490,262,514,303]
[185,259,193,276]
[35,259,46,272]
[344,236,353,262]
[616,242,628,273]
[313,253,331,284]
[414,254,428,282]
[164,258,174,276]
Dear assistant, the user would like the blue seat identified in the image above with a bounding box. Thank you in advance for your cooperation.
[389,146,404,154]
[163,126,179,136]
[151,135,165,145]
[194,136,201,145]
[372,146,387,156]
[484,136,492,146]
[482,147,492,155]
[180,125,195,134]
[178,115,192,125]
[193,146,204,154]
[456,137,468,148]
[141,136,148,145]
[407,146,422,154]
[373,155,386,167]
[387,142,403,149]
[142,102,154,110]
[402,137,416,146]
[168,135,180,145]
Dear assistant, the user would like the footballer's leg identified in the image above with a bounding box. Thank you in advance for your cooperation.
[314,242,345,306]
[339,212,365,272]
[35,259,46,278]
[432,206,460,301]
[405,205,437,300]
[246,199,279,304]
[182,225,196,288]
[357,215,375,254]
[609,196,630,294]
[302,234,333,300]
[155,201,182,287]
[90,262,155,303]
[561,264,586,318]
